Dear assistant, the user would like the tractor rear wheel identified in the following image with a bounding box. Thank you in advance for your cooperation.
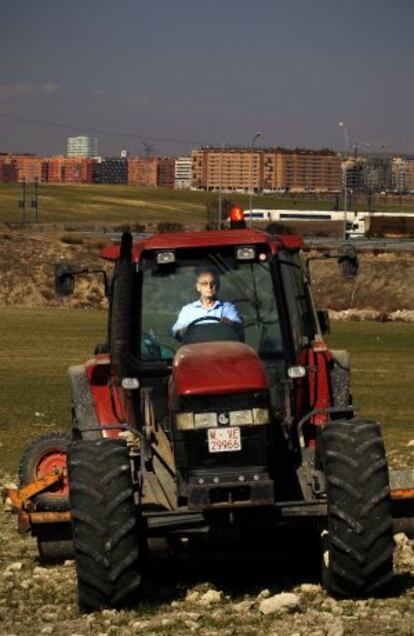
[67,438,142,612]
[319,419,394,597]
[18,432,69,511]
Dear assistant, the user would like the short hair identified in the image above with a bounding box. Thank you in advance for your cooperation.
[195,268,220,284]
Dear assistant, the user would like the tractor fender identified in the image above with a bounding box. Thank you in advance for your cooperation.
[69,365,102,440]
[329,349,352,411]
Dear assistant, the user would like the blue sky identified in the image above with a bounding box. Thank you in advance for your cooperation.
[0,0,413,156]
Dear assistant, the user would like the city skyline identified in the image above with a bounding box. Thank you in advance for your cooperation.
[1,0,413,156]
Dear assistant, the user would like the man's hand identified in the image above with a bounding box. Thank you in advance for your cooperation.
[220,317,233,326]
[177,327,188,339]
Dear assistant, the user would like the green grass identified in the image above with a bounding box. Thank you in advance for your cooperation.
[3,183,413,226]
[0,307,413,474]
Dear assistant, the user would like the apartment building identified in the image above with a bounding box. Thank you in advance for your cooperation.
[47,156,95,183]
[67,136,99,158]
[174,156,192,189]
[263,148,341,192]
[192,148,262,192]
[14,155,47,183]
[157,157,175,188]
[392,157,414,193]
[128,157,158,187]
[0,155,18,182]
[192,147,341,193]
[96,158,128,184]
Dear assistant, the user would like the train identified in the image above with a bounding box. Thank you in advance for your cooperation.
[241,209,414,238]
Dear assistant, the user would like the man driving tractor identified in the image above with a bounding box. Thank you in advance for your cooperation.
[172,269,243,340]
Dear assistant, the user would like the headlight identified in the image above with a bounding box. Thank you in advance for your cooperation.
[176,408,269,431]
[229,410,253,426]
[194,412,217,429]
[176,412,194,430]
[252,408,269,425]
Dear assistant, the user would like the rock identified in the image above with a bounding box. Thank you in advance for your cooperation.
[184,619,199,632]
[394,532,414,568]
[130,620,150,630]
[199,589,222,605]
[257,588,271,599]
[259,592,300,615]
[5,562,23,573]
[326,617,345,636]
[407,440,414,446]
[186,590,201,603]
[234,599,255,613]
[300,583,322,595]
[40,627,54,635]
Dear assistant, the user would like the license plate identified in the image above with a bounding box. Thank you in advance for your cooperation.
[208,427,241,453]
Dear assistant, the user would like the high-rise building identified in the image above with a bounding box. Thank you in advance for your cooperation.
[67,136,99,158]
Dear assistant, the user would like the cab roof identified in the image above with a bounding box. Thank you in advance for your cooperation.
[100,228,303,262]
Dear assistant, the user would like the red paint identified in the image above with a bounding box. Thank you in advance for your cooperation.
[170,341,268,398]
[84,357,125,438]
[304,342,334,446]
[101,229,303,261]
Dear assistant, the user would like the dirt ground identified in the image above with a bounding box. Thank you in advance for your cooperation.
[2,225,414,317]
[1,472,414,636]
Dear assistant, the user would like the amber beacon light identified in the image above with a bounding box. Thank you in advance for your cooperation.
[229,205,246,229]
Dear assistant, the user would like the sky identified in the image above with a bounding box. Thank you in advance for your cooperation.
[0,0,413,157]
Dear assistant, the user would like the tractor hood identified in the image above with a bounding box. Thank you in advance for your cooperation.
[170,341,268,397]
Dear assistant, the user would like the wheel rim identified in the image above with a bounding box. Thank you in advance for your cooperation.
[35,450,68,497]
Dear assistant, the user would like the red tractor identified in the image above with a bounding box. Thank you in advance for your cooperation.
[10,213,414,611]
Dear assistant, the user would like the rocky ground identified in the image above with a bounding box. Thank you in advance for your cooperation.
[1,474,414,636]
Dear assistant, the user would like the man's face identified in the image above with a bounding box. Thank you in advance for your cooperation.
[196,272,218,302]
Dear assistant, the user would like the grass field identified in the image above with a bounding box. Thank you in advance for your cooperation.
[2,183,413,226]
[0,306,413,474]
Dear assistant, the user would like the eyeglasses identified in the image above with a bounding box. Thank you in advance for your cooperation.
[198,280,217,287]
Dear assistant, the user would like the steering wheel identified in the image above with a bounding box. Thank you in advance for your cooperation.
[186,316,222,329]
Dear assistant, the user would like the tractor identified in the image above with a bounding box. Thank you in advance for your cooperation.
[10,209,414,612]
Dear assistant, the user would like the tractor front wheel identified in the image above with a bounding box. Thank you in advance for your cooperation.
[67,438,143,612]
[319,419,394,598]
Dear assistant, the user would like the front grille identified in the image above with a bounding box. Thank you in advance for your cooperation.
[179,391,269,412]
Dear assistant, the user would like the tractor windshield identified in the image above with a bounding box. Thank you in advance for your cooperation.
[139,247,283,361]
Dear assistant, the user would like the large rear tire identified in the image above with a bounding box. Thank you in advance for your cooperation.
[67,438,143,612]
[319,419,394,597]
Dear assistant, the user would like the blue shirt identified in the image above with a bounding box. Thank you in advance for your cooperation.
[172,299,242,337]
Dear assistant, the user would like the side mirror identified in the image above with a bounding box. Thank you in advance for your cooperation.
[338,244,359,280]
[317,309,330,335]
[54,263,76,297]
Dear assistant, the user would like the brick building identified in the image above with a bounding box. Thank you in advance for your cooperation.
[192,148,262,192]
[47,156,95,183]
[157,157,175,188]
[14,155,47,183]
[0,155,18,182]
[192,147,341,193]
[263,148,341,192]
[128,158,157,186]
